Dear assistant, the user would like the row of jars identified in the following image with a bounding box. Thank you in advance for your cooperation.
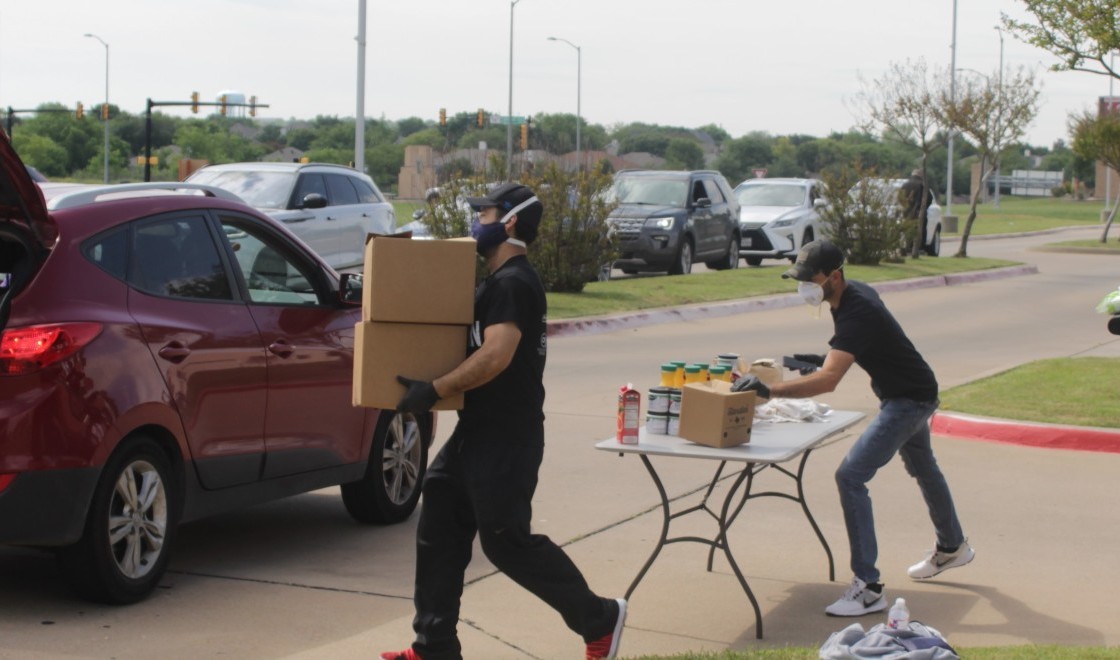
[658,353,740,388]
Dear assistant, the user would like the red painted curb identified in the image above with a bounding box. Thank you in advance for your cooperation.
[931,412,1120,454]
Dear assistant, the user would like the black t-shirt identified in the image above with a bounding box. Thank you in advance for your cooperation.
[457,255,547,433]
[829,280,938,402]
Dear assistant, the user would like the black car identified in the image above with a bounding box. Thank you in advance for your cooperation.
[607,170,740,275]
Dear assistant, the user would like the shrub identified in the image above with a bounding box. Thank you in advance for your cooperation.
[819,164,909,265]
[418,164,618,293]
[522,163,619,293]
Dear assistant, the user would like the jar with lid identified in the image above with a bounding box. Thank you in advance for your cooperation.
[660,363,677,387]
[683,365,704,384]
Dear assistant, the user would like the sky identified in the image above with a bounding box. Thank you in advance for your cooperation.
[2,0,1116,150]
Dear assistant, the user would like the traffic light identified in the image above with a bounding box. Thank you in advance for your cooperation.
[439,107,447,126]
[249,95,257,117]
[191,91,200,114]
[75,102,84,119]
[477,109,485,128]
[101,103,109,120]
[219,94,228,116]
[520,122,528,149]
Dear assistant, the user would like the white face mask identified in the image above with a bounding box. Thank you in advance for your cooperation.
[798,281,825,307]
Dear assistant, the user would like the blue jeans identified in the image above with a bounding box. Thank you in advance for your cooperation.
[835,398,965,584]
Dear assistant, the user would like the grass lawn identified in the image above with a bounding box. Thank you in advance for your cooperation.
[939,357,1120,429]
[547,257,1015,319]
[946,196,1108,236]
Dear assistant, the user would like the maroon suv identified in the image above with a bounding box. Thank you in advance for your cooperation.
[0,133,432,604]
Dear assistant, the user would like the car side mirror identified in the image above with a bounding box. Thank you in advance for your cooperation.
[339,272,363,306]
[411,208,426,220]
[300,193,328,210]
[813,198,828,209]
[693,197,712,209]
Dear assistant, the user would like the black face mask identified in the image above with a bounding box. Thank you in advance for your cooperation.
[470,218,508,255]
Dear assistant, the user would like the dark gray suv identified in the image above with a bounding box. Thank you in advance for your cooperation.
[607,170,740,275]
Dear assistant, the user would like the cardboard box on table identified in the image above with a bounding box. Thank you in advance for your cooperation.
[678,380,757,448]
[352,234,476,411]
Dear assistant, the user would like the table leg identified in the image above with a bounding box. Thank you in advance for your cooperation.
[624,454,672,602]
[794,448,835,581]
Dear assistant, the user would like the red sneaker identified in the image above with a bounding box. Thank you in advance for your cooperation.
[585,598,627,660]
[380,649,421,660]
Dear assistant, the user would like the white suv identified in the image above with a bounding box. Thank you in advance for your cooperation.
[734,178,826,266]
[187,162,395,269]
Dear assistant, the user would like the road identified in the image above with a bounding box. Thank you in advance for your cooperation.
[1,226,1117,658]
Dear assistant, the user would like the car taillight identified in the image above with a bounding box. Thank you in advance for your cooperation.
[0,474,15,493]
[0,323,103,376]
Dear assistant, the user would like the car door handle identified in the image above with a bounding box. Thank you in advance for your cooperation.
[268,340,294,358]
[157,342,191,362]
[283,216,312,224]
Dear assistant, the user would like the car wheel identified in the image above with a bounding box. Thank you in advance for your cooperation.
[707,235,741,271]
[57,436,178,604]
[342,411,429,524]
[669,239,693,275]
[745,256,763,267]
[925,227,941,257]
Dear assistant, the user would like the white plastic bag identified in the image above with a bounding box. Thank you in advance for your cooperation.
[1096,288,1120,315]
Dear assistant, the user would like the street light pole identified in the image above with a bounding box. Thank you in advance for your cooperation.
[994,25,1004,209]
[354,0,366,173]
[84,33,110,184]
[548,36,581,172]
[945,0,957,218]
[507,0,522,181]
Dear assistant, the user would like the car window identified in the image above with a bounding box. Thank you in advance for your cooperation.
[325,173,360,206]
[350,176,383,203]
[691,181,707,204]
[735,184,804,207]
[187,170,296,209]
[612,178,688,206]
[83,227,128,281]
[130,216,232,301]
[219,216,325,306]
[291,173,328,208]
[702,179,725,204]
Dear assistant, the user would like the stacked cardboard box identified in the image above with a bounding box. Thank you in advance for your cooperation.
[352,235,476,411]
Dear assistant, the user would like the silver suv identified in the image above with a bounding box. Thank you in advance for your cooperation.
[187,162,395,269]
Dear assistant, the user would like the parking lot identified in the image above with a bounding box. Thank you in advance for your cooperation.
[2,227,1118,657]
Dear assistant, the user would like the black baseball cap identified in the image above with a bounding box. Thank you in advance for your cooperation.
[782,240,844,281]
[465,182,536,212]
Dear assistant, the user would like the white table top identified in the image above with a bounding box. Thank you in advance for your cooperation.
[595,410,865,464]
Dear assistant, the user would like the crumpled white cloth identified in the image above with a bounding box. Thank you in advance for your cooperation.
[755,397,832,423]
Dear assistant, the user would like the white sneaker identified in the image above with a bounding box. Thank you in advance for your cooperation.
[825,577,887,616]
[908,539,975,580]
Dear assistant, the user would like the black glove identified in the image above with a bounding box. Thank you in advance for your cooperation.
[792,353,826,375]
[731,374,770,399]
[396,375,440,414]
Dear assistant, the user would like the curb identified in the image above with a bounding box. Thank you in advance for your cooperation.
[546,264,1038,338]
[931,411,1120,454]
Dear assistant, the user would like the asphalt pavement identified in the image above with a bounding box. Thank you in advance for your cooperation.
[1,226,1117,659]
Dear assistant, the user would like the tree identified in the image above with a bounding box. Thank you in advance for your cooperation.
[664,138,704,170]
[1002,1,1120,81]
[1070,110,1120,241]
[854,58,945,257]
[714,134,773,184]
[934,65,1041,257]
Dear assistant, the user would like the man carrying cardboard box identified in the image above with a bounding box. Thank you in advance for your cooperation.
[384,183,626,660]
[731,240,973,618]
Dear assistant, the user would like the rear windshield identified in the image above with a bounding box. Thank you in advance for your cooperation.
[188,170,296,209]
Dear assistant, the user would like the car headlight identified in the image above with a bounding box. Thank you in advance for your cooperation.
[769,218,795,228]
[645,216,675,229]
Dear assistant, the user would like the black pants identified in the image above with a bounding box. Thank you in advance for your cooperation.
[411,425,615,660]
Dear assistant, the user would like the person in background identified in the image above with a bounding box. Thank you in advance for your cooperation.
[900,169,933,249]
[383,183,626,660]
[732,240,973,617]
